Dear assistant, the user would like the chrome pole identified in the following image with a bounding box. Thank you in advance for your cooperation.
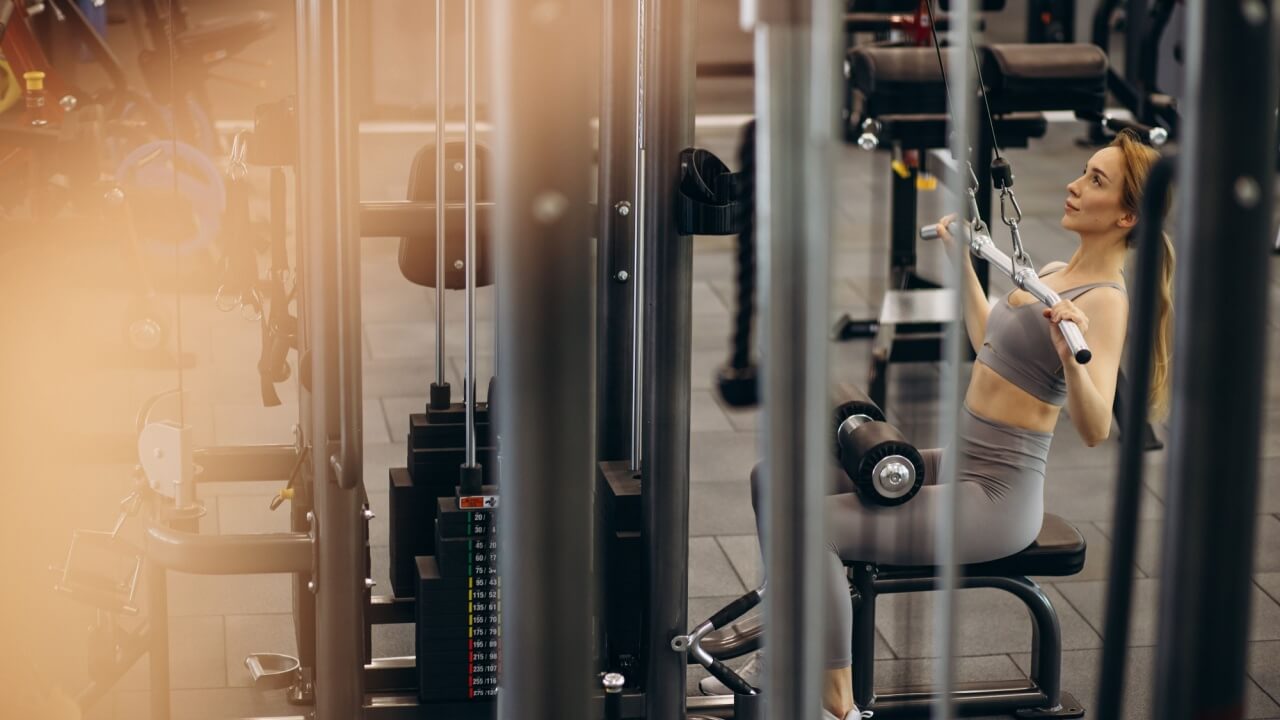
[464,0,477,468]
[628,0,647,472]
[434,0,447,392]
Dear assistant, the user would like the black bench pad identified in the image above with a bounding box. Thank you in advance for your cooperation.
[850,43,1107,118]
[981,43,1108,115]
[867,513,1087,580]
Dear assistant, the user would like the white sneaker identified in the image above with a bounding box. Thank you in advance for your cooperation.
[697,652,763,695]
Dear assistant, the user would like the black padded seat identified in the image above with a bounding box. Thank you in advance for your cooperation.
[849,47,950,116]
[981,43,1108,115]
[873,513,1087,579]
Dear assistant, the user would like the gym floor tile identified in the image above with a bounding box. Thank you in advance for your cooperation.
[692,280,730,315]
[223,614,299,688]
[1010,646,1280,720]
[1248,640,1280,709]
[360,358,432,399]
[691,390,736,433]
[689,536,747,598]
[716,535,762,589]
[111,686,297,720]
[370,542,392,592]
[1094,515,1280,577]
[165,568,293,614]
[211,363,295,407]
[1041,464,1165,523]
[693,313,737,351]
[364,321,437,361]
[366,490,390,547]
[362,400,393,445]
[117,616,228,691]
[689,482,761,536]
[215,494,292,535]
[722,405,758,432]
[448,356,495,394]
[364,442,408,483]
[875,585,1101,659]
[167,574,294,617]
[871,653,1027,689]
[360,280,435,324]
[1058,579,1280,646]
[373,623,415,659]
[690,349,725,391]
[690,431,757,485]
[380,396,428,443]
[212,403,301,447]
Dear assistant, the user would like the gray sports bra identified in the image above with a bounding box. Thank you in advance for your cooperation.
[975,269,1125,405]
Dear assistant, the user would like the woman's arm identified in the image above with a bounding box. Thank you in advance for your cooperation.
[935,216,994,353]
[1050,289,1129,446]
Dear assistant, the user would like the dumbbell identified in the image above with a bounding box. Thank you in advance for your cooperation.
[835,414,925,506]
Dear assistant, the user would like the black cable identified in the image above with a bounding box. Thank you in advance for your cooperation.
[922,0,1004,161]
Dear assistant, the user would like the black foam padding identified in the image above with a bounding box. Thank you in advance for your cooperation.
[849,47,950,116]
[398,141,495,289]
[981,43,1108,114]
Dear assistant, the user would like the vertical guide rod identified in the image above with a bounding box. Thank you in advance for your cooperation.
[464,0,477,468]
[629,0,648,472]
[933,1,977,718]
[434,0,446,391]
[1152,1,1278,718]
[491,0,595,716]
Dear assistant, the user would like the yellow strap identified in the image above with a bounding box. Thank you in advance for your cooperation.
[891,159,911,179]
[0,61,21,115]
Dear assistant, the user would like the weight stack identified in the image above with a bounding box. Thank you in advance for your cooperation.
[388,401,494,598]
[416,484,501,704]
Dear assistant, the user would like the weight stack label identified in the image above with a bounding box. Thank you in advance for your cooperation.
[416,554,502,703]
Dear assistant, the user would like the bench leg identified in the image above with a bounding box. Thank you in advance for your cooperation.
[995,576,1085,719]
[849,565,878,706]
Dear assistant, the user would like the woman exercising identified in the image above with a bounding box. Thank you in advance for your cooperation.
[704,130,1176,719]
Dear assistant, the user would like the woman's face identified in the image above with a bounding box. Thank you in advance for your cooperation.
[1061,146,1135,237]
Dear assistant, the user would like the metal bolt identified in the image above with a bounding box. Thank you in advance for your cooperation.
[615,201,631,217]
[153,448,164,459]
[879,462,909,489]
[453,161,464,172]
[614,270,630,283]
[104,187,125,205]
[306,511,315,523]
[59,95,77,112]
[602,672,625,691]
[363,508,376,521]
[1148,127,1169,147]
[307,580,317,593]
[365,578,377,589]
[1235,176,1261,208]
[454,259,464,270]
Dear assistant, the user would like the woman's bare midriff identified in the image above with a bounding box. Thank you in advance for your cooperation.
[965,361,1061,433]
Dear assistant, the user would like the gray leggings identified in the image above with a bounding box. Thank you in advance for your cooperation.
[748,404,1053,668]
